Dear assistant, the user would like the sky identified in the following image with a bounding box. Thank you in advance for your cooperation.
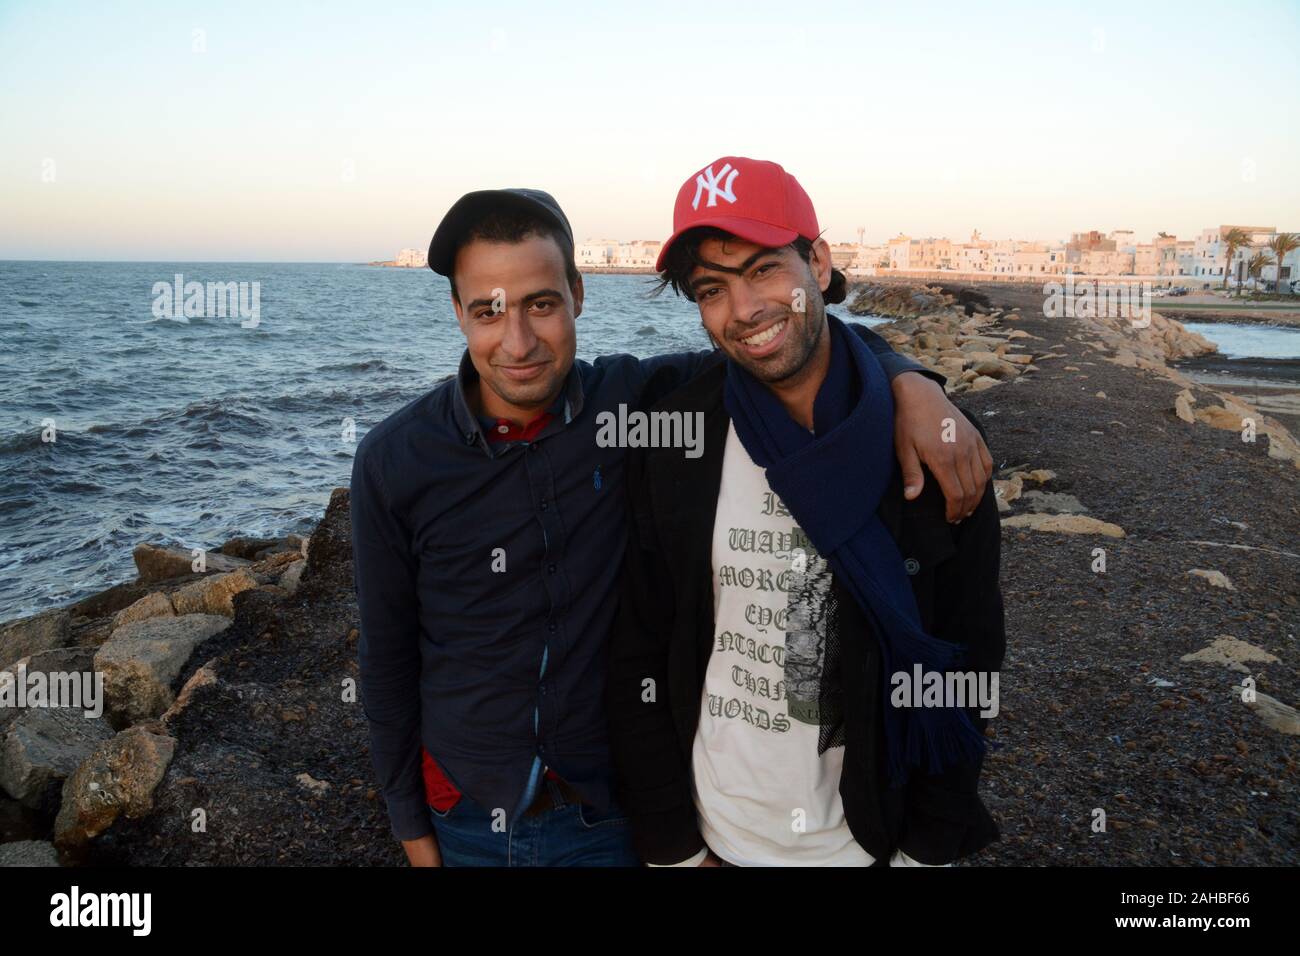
[1,0,1297,261]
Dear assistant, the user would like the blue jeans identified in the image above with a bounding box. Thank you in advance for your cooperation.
[428,777,640,867]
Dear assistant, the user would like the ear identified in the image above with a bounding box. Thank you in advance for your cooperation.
[810,237,833,294]
[571,273,585,319]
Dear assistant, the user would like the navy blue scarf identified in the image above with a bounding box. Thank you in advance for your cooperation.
[722,312,986,787]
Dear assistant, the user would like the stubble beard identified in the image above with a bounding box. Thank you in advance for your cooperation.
[486,363,564,415]
[728,298,826,387]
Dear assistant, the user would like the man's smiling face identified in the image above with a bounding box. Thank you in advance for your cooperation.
[451,233,581,421]
[688,235,831,384]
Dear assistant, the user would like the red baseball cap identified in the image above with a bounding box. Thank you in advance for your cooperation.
[655,156,821,272]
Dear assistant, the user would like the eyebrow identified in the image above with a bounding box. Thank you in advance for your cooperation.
[688,249,781,292]
[465,288,565,312]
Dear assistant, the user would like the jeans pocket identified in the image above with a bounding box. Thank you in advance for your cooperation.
[576,802,628,829]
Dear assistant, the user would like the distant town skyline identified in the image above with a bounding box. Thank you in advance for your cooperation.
[2,0,1297,261]
[384,223,1299,287]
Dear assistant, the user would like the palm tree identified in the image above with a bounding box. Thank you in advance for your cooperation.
[1246,251,1274,293]
[1267,232,1300,294]
[1221,227,1253,295]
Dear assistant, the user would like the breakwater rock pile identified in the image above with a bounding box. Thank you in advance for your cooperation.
[0,497,403,866]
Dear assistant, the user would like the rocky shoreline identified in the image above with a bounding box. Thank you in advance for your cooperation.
[2,281,1296,866]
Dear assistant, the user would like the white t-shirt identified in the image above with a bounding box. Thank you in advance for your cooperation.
[688,421,874,866]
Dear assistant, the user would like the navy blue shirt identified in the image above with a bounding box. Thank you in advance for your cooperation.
[351,325,944,841]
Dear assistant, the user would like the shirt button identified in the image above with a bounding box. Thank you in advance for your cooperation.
[904,558,920,575]
[547,621,557,633]
[497,424,510,434]
[547,563,557,574]
[539,499,548,511]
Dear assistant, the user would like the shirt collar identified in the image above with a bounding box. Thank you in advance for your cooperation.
[451,350,585,452]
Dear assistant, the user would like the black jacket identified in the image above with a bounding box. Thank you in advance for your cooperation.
[606,358,1006,866]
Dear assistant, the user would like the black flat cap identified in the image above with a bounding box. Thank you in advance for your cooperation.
[426,188,574,277]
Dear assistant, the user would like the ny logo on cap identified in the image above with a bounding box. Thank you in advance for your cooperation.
[691,163,739,210]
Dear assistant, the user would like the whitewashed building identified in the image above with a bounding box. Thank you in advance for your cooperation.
[575,240,618,268]
[1191,225,1275,284]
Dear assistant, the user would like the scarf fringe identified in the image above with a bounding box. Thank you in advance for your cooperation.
[888,706,988,788]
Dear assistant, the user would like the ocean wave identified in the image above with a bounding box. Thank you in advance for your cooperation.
[0,430,57,455]
[265,385,414,412]
[49,480,105,494]
[83,396,264,438]
[315,358,394,373]
[180,397,263,426]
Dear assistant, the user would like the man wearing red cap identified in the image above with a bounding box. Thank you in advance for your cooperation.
[353,174,994,866]
[607,157,1005,866]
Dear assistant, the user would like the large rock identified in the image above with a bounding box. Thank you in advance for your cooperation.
[160,660,218,727]
[1195,405,1249,432]
[2,646,96,678]
[993,476,1022,514]
[66,581,151,621]
[1001,513,1125,537]
[1188,568,1235,590]
[0,609,72,671]
[95,615,231,727]
[1181,636,1278,674]
[1265,429,1300,467]
[112,591,176,630]
[936,357,967,378]
[278,558,306,594]
[169,570,258,617]
[1010,469,1056,485]
[219,536,280,560]
[132,543,252,584]
[54,722,176,847]
[0,840,61,867]
[972,359,1020,380]
[298,489,353,594]
[1245,693,1300,735]
[245,551,303,586]
[0,707,114,810]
